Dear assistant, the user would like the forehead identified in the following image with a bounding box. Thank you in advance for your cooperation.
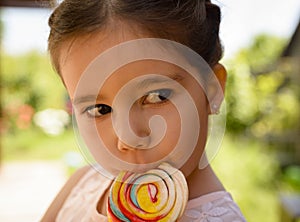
[58,22,211,102]
[59,27,146,96]
[59,31,197,100]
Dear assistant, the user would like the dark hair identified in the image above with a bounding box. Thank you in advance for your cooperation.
[48,0,223,74]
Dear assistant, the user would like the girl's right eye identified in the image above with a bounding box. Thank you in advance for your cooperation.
[83,104,112,118]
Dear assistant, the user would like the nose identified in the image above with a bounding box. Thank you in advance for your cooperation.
[130,104,151,137]
[116,104,151,151]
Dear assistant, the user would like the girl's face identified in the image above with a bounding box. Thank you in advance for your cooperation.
[59,25,219,178]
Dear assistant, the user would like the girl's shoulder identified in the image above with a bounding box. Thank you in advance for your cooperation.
[180,191,247,222]
[41,165,92,222]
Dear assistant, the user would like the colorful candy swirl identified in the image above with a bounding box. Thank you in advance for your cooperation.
[107,163,188,222]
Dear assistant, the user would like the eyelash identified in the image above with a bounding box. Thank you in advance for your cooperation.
[83,104,112,118]
[142,88,172,105]
[83,89,172,118]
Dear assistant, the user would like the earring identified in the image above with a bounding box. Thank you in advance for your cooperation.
[212,104,219,114]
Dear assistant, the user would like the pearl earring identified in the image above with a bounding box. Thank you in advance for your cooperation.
[212,104,219,114]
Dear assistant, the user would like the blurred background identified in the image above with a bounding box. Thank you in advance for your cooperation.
[0,0,299,221]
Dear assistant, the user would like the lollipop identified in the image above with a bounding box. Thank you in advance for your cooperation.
[107,163,188,222]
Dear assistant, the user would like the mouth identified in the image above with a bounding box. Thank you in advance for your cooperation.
[125,162,162,174]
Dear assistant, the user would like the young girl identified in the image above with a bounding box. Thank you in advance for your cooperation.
[42,0,246,221]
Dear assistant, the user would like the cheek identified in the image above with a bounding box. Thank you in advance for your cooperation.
[95,118,120,156]
[180,104,209,176]
[176,84,210,175]
[149,104,181,157]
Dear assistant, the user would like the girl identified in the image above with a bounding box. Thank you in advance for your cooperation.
[42,0,246,221]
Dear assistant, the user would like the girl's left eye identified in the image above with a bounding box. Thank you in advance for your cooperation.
[143,89,172,105]
[83,104,112,118]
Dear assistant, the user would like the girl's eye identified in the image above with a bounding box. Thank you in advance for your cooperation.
[143,89,172,104]
[84,104,112,117]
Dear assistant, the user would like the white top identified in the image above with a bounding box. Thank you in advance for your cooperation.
[56,167,246,222]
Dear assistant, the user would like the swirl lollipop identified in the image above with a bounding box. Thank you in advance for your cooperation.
[107,163,188,222]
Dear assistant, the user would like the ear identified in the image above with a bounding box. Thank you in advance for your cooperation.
[213,63,227,92]
[207,63,227,114]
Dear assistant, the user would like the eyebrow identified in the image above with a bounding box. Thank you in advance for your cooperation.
[137,73,184,90]
[73,95,102,105]
[73,73,185,105]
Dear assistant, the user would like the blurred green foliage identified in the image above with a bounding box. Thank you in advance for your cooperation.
[1,51,67,133]
[225,35,297,135]
[2,51,65,109]
[2,127,78,161]
[212,135,280,222]
[224,35,300,168]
